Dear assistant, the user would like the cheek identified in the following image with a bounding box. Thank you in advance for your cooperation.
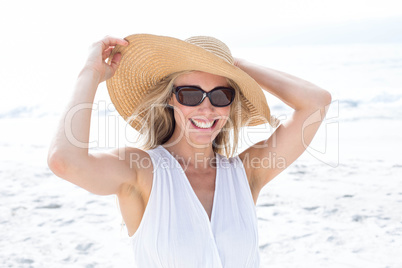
[173,106,192,125]
[215,107,231,129]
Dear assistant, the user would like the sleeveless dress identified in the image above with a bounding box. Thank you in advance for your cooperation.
[130,145,260,267]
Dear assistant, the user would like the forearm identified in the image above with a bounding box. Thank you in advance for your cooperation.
[236,59,331,111]
[48,68,101,163]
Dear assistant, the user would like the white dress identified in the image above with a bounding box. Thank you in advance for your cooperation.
[130,145,260,267]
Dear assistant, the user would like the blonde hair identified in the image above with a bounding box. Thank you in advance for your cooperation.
[128,71,250,158]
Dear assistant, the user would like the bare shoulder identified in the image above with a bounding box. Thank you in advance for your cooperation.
[116,147,154,236]
[115,146,154,198]
[237,149,260,203]
[237,151,253,184]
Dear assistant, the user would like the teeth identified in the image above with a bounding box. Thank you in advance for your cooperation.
[191,119,216,129]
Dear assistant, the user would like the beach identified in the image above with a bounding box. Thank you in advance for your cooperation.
[1,116,401,267]
[1,42,402,267]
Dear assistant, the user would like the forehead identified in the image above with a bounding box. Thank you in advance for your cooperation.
[174,71,229,89]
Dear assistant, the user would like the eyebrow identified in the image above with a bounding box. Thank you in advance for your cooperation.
[174,85,233,90]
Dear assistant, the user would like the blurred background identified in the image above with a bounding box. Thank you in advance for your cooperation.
[1,0,401,267]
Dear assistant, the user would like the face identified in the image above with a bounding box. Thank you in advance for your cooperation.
[168,71,232,148]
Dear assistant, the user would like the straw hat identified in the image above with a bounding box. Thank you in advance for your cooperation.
[106,34,279,131]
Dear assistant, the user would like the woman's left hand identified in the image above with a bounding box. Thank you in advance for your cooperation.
[233,57,245,68]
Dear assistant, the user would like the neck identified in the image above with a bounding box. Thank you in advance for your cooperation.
[162,137,217,170]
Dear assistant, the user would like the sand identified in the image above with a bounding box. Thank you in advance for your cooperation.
[1,114,401,267]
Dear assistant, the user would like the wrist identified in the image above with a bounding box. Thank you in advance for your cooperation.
[234,58,247,69]
[78,66,103,84]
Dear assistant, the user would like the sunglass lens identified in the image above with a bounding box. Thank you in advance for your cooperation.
[211,89,234,106]
[178,88,203,106]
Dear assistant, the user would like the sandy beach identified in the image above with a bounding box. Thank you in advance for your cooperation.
[1,36,401,267]
[1,0,401,263]
[1,113,401,267]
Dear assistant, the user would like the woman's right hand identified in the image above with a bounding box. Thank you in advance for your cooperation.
[83,36,129,83]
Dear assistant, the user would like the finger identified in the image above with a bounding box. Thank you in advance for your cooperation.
[102,47,113,61]
[109,52,122,70]
[100,36,129,50]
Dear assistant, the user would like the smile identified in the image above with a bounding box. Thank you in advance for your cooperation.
[190,118,218,129]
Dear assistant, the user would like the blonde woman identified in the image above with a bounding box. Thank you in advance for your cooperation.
[47,34,331,267]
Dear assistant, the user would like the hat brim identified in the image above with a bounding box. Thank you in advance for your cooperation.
[106,34,279,131]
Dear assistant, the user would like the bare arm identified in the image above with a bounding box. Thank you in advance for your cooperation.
[236,59,332,196]
[235,58,331,110]
[47,36,136,196]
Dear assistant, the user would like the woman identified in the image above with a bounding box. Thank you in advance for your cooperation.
[47,34,331,267]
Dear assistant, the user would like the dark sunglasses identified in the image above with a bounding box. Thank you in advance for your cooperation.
[172,86,235,107]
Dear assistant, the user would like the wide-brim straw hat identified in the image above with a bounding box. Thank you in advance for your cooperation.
[106,34,280,131]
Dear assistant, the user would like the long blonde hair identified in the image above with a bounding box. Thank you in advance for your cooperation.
[128,71,250,158]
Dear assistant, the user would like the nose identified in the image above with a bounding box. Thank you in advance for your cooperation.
[198,94,215,110]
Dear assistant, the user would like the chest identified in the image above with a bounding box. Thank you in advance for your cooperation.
[183,168,216,221]
[130,156,261,267]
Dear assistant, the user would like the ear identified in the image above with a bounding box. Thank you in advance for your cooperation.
[168,95,175,106]
[165,95,174,109]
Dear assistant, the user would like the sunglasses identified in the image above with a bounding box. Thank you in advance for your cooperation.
[172,86,235,107]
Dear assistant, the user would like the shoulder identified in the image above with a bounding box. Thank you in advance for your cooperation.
[107,146,153,173]
[237,150,260,191]
[124,146,153,166]
[225,151,260,205]
[219,153,251,179]
[115,146,155,197]
[234,151,250,172]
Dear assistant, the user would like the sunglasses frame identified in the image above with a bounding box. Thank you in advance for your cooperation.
[172,86,235,107]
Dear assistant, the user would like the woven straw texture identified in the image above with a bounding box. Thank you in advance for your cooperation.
[106,34,279,131]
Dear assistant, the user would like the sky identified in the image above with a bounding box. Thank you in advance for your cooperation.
[2,0,402,45]
[0,0,401,113]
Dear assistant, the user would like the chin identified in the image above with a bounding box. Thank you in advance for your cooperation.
[187,131,221,147]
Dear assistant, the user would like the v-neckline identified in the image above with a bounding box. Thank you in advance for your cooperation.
[159,145,219,224]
